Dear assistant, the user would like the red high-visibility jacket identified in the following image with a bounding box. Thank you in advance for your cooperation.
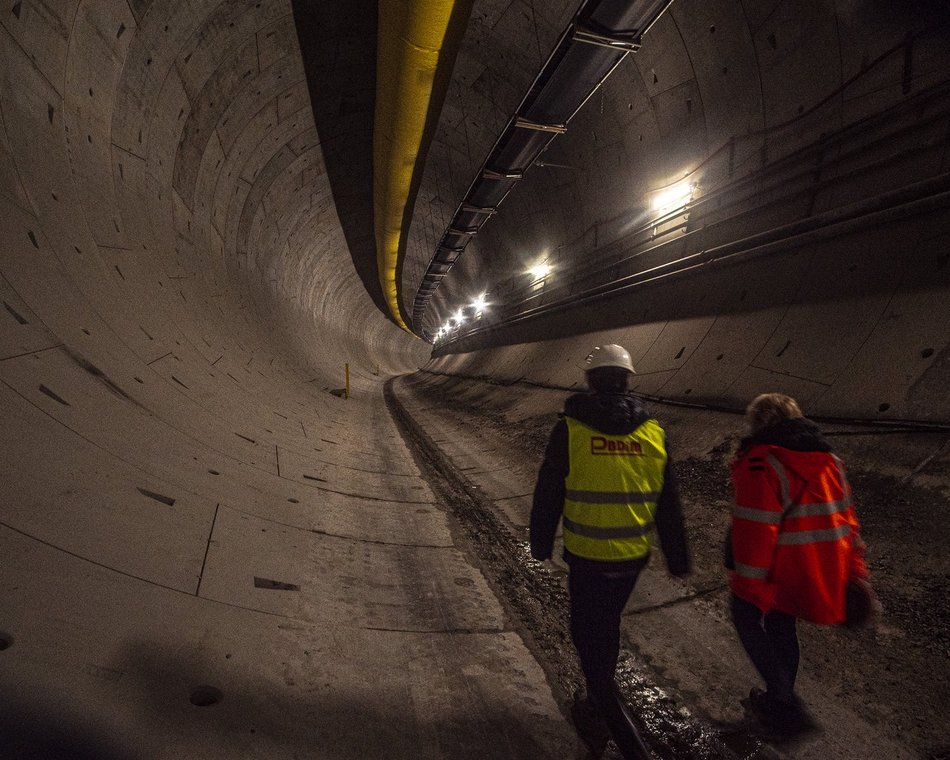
[730,443,867,624]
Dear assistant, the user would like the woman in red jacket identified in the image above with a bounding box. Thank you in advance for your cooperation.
[729,393,868,734]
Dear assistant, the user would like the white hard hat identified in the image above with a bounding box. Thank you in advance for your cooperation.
[584,344,635,373]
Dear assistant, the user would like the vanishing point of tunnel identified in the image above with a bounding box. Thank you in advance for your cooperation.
[0,0,948,758]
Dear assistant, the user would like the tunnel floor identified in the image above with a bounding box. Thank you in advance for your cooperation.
[390,371,950,760]
[1,366,946,759]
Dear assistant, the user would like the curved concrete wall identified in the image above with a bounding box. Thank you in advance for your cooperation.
[0,3,459,754]
[425,191,950,421]
[1,0,426,386]
[0,0,947,755]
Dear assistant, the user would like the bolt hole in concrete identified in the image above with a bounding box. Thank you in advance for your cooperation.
[189,685,223,707]
[921,347,934,358]
[0,631,13,650]
[879,402,891,412]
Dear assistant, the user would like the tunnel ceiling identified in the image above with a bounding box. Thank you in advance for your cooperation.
[390,0,950,422]
[403,0,950,338]
[1,0,948,421]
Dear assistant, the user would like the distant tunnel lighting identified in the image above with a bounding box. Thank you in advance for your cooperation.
[651,180,693,214]
[527,262,552,281]
[471,294,488,313]
[454,309,466,324]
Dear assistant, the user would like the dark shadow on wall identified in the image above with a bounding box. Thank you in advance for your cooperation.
[0,693,126,760]
[291,1,391,321]
[0,637,557,758]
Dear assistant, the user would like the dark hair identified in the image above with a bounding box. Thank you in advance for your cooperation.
[586,367,629,393]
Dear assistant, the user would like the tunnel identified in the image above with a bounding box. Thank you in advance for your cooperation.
[0,0,948,758]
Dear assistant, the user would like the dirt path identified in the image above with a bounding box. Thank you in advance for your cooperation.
[394,371,950,760]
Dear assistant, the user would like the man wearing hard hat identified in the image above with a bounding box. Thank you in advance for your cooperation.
[530,344,689,760]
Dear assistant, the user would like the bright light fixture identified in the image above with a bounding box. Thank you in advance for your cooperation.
[527,262,552,281]
[651,179,693,214]
[470,293,488,313]
[454,309,466,324]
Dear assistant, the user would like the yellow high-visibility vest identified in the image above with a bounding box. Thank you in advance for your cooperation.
[563,417,667,561]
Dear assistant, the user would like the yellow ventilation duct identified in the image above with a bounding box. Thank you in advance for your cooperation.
[374,0,468,332]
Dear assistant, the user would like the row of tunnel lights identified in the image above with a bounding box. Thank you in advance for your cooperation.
[432,261,554,343]
[431,179,696,345]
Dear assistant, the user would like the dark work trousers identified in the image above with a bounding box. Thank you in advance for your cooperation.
[569,560,651,760]
[730,594,800,703]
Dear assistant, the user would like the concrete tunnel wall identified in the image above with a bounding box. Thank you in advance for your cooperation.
[412,0,950,424]
[0,1,501,755]
[0,0,427,386]
[0,0,948,756]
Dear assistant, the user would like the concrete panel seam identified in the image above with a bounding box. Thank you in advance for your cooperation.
[0,518,189,595]
[0,344,64,362]
[0,22,63,98]
[362,625,510,635]
[195,502,219,597]
[221,503,455,549]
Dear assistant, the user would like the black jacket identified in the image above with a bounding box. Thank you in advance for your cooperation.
[529,391,690,574]
[737,417,833,455]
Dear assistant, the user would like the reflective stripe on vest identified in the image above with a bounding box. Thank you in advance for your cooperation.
[777,523,852,545]
[563,416,667,561]
[764,456,855,547]
[766,454,792,512]
[785,498,851,519]
[734,561,770,579]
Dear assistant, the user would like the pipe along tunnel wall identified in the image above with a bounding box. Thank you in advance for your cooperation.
[0,0,948,758]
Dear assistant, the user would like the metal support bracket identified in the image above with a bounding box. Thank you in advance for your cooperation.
[572,23,641,52]
[482,168,524,181]
[447,225,479,236]
[514,116,567,134]
[461,203,497,215]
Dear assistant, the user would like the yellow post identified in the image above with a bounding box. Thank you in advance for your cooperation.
[345,363,350,400]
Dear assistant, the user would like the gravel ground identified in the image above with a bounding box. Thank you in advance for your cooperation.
[409,371,950,759]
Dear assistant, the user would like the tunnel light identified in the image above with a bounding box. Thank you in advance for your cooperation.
[470,293,488,315]
[527,262,552,281]
[454,309,466,325]
[651,179,693,215]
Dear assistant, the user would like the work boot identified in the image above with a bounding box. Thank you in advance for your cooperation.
[746,688,817,737]
[570,689,611,759]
